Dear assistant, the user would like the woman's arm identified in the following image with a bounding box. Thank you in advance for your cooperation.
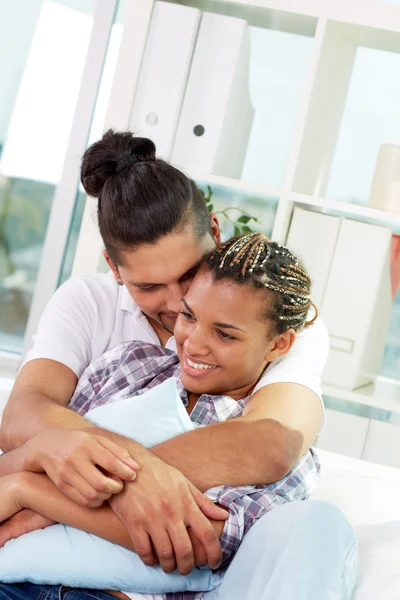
[0,472,224,570]
[1,472,133,549]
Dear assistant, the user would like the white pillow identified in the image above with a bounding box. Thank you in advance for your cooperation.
[354,522,400,600]
[0,378,222,594]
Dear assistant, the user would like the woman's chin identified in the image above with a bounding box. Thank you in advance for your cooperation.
[181,371,218,395]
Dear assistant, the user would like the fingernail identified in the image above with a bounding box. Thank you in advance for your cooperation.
[130,472,137,481]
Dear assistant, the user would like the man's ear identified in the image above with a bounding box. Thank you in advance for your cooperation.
[103,250,120,281]
[209,213,222,245]
[264,329,296,362]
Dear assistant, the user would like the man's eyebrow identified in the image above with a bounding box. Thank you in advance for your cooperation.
[127,261,203,287]
[181,299,246,333]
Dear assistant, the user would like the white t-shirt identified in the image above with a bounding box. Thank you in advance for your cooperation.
[25,272,329,408]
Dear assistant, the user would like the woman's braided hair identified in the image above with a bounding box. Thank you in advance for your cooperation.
[204,232,317,334]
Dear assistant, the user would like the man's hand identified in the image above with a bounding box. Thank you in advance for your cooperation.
[189,516,226,567]
[27,430,139,507]
[0,509,55,547]
[110,454,228,575]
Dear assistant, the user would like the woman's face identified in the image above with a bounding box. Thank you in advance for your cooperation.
[105,222,218,334]
[174,269,295,399]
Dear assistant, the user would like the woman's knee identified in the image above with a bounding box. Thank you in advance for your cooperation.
[245,500,356,548]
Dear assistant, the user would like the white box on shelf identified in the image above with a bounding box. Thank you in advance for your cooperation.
[286,207,340,307]
[286,208,393,390]
[171,12,254,178]
[368,144,400,214]
[129,2,201,159]
[322,218,392,390]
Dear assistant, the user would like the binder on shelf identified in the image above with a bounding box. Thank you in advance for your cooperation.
[171,12,254,178]
[368,144,400,214]
[286,207,392,390]
[129,2,201,160]
[286,207,340,307]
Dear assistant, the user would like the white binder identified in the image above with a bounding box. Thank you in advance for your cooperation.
[322,218,392,390]
[129,2,201,159]
[286,207,340,307]
[171,12,254,178]
[286,207,392,390]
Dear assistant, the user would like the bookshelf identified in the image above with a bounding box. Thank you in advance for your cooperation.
[71,0,400,464]
[177,0,400,465]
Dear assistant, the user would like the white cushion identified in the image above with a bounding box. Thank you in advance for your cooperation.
[314,449,400,599]
[313,449,400,525]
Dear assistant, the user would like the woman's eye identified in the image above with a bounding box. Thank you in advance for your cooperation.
[180,311,195,321]
[216,329,235,341]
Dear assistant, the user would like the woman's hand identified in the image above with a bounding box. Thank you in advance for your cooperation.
[26,430,139,507]
[0,508,55,547]
[0,473,27,524]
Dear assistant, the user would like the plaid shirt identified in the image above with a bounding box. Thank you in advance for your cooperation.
[70,341,320,600]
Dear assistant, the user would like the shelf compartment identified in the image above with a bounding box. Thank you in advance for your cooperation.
[167,1,317,188]
[195,179,279,239]
[291,18,400,209]
[322,376,400,417]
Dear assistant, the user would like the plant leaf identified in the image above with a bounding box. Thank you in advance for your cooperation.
[234,225,240,236]
[207,204,214,213]
[241,225,253,233]
[237,215,251,224]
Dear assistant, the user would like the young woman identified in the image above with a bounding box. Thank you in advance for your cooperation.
[0,234,321,599]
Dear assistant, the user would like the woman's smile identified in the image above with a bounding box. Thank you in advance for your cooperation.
[182,352,219,378]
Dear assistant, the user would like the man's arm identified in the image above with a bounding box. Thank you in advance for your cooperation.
[1,359,83,451]
[2,318,328,491]
[151,383,319,490]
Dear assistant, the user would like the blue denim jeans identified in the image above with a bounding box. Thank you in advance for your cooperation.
[0,584,117,600]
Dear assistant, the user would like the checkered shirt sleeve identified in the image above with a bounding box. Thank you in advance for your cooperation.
[69,340,179,415]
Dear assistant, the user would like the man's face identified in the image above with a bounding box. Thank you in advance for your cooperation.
[111,227,217,333]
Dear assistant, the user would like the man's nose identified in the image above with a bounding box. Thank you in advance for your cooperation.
[166,283,184,313]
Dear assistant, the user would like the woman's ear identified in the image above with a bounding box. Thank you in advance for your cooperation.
[264,329,296,362]
[103,250,120,281]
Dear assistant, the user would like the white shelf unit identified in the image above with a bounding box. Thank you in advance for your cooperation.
[172,0,400,449]
[71,0,400,461]
[169,0,400,238]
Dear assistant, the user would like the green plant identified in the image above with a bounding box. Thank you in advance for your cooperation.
[199,184,260,236]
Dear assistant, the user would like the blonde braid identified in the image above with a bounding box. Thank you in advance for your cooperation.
[205,233,316,333]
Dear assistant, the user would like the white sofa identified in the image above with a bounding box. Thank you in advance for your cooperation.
[0,381,399,598]
[314,449,400,599]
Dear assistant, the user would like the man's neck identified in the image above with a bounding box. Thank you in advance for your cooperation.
[147,316,173,346]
